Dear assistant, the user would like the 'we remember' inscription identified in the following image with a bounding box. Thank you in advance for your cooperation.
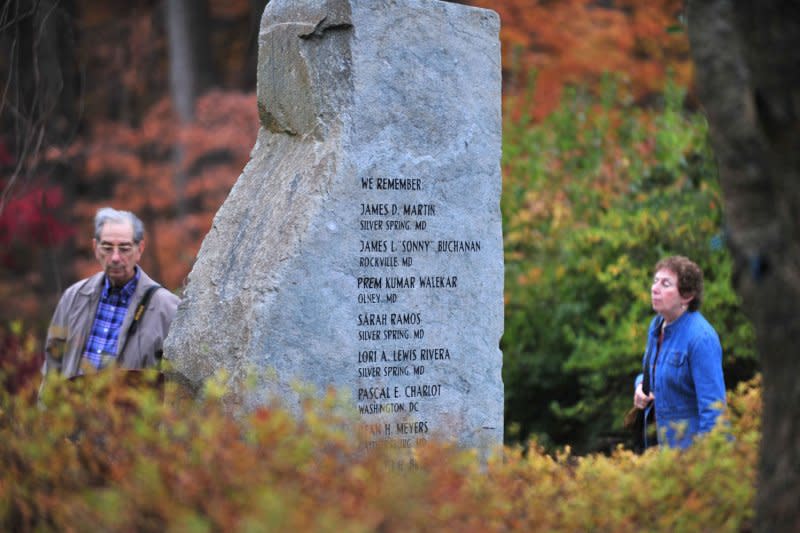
[355,174,481,451]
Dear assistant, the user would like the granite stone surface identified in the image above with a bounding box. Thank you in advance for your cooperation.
[164,0,503,457]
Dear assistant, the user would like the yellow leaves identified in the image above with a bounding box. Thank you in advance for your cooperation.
[596,254,638,299]
[516,266,543,287]
[550,200,571,230]
[9,320,23,337]
[1,373,760,532]
[201,369,229,400]
[606,256,628,278]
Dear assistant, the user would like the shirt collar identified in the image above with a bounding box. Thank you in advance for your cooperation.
[102,267,140,300]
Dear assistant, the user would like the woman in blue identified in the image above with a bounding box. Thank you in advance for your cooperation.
[632,256,726,449]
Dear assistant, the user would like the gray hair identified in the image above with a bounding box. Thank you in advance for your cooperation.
[94,207,145,242]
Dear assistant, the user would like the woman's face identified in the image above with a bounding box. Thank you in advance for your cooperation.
[651,268,692,323]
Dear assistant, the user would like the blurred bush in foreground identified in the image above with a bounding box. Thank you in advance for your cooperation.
[2,368,758,532]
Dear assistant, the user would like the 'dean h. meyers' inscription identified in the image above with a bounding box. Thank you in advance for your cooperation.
[163,0,504,461]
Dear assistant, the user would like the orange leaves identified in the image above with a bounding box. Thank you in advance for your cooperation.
[65,90,259,290]
[1,369,759,532]
[469,0,692,120]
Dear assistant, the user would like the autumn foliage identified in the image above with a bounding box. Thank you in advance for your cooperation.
[0,322,41,395]
[61,90,258,289]
[468,0,691,120]
[0,187,74,259]
[1,367,759,532]
[0,1,263,325]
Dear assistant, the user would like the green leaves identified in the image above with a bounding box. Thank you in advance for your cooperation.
[502,75,757,452]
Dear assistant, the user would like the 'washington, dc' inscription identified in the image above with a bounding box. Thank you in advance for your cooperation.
[355,175,481,452]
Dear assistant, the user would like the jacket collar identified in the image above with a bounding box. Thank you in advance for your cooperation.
[77,267,154,297]
[650,310,694,338]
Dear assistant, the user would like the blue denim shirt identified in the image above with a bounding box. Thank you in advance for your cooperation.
[635,311,726,448]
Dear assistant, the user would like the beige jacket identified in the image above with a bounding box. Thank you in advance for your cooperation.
[42,268,180,380]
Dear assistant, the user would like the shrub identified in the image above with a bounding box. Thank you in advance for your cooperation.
[0,321,42,395]
[0,371,759,531]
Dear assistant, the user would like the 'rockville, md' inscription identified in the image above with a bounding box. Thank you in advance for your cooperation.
[164,0,504,462]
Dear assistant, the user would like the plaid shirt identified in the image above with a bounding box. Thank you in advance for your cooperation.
[82,269,140,371]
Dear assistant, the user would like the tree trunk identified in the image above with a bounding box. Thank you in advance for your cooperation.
[687,2,800,531]
[165,0,212,219]
[165,0,213,122]
[241,0,270,88]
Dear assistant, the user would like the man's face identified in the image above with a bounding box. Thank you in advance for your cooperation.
[93,221,144,287]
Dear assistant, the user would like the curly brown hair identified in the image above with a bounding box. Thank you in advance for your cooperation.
[654,256,704,311]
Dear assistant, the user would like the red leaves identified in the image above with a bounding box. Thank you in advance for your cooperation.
[65,90,258,287]
[0,185,75,269]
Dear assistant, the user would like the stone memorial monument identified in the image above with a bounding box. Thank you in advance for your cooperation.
[164,0,503,458]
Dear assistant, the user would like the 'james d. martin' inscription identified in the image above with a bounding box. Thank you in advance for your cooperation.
[163,0,504,463]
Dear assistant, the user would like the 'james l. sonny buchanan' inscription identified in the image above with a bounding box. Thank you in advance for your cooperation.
[164,0,504,462]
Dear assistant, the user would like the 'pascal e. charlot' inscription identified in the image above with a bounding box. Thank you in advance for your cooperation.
[355,174,483,451]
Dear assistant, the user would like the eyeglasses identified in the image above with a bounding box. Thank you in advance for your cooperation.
[98,242,137,255]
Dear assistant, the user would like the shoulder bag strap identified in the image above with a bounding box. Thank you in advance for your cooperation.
[118,285,162,356]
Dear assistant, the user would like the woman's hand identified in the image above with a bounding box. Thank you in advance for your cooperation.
[634,382,655,410]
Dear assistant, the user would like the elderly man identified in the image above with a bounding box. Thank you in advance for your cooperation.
[41,207,180,383]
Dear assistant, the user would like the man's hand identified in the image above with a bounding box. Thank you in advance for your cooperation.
[634,382,655,410]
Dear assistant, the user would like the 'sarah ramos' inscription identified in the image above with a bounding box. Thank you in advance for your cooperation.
[357,312,422,327]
